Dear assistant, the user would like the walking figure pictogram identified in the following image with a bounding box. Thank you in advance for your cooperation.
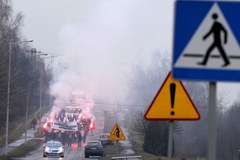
[198,13,230,67]
[115,126,120,138]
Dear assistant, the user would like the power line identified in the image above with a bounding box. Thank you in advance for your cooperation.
[49,97,209,109]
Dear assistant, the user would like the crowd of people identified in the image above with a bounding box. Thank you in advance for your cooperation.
[43,130,83,147]
[39,106,97,147]
[41,116,95,147]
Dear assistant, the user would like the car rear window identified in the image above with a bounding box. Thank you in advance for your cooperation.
[100,134,109,138]
[88,142,100,146]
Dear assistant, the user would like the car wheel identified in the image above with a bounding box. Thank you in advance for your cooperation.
[43,153,47,157]
[85,154,89,158]
[61,154,64,158]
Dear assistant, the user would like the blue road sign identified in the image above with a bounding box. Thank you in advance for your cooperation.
[172,0,240,81]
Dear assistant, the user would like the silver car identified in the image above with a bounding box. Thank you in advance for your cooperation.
[98,133,113,145]
[43,140,64,157]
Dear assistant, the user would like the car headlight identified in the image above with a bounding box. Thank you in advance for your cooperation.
[58,147,63,153]
[45,147,50,152]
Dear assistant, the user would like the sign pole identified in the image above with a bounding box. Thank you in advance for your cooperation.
[207,82,217,160]
[116,140,119,156]
[167,120,174,160]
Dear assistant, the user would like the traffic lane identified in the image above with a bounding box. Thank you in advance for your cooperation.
[12,145,79,160]
[14,135,104,160]
[68,144,104,160]
[13,144,102,160]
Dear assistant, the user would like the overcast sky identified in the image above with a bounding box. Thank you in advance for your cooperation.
[12,0,240,105]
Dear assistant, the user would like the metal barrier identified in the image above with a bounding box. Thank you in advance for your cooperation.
[111,155,142,160]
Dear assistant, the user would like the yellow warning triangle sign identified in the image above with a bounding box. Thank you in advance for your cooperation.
[108,123,126,141]
[144,72,200,120]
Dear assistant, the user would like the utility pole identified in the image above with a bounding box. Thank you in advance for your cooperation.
[5,40,33,155]
[5,43,12,155]
[39,71,42,119]
[31,48,37,114]
[48,55,55,108]
[30,48,47,117]
[25,60,29,144]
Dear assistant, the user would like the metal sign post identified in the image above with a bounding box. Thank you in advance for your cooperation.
[167,121,174,160]
[207,82,217,160]
[116,141,119,156]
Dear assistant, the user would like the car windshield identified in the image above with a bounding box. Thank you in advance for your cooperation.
[47,142,62,147]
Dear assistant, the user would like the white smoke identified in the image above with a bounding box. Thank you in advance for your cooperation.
[47,0,174,112]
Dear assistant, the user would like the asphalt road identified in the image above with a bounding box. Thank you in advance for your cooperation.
[14,142,103,160]
[14,110,105,160]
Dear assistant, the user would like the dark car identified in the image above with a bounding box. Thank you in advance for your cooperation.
[43,140,64,157]
[98,133,113,145]
[84,141,105,158]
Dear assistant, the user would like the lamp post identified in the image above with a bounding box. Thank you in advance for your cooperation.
[41,54,58,109]
[25,60,30,144]
[24,50,47,144]
[5,39,33,155]
[30,49,48,116]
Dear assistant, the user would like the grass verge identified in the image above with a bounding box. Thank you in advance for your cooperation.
[0,139,42,160]
[0,120,25,148]
[127,121,206,160]
[0,108,49,148]
[130,134,168,160]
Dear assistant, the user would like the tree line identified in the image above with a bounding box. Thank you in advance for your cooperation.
[126,51,240,160]
[0,0,51,138]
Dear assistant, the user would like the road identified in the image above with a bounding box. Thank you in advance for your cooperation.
[14,110,105,160]
[14,143,103,160]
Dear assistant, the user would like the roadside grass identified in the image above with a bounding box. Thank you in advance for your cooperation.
[129,132,207,160]
[100,137,167,160]
[0,114,37,148]
[131,134,168,160]
[0,108,49,148]
[0,120,24,148]
[127,121,206,160]
[0,139,42,160]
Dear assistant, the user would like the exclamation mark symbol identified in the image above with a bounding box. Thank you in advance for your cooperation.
[170,83,176,116]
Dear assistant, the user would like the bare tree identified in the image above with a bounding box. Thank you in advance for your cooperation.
[0,0,51,139]
[131,111,149,136]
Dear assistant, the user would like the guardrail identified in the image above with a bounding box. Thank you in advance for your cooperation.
[111,155,142,160]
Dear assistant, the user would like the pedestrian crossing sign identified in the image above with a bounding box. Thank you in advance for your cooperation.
[108,123,126,141]
[173,0,240,82]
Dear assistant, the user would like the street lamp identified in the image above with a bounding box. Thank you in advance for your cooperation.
[30,48,48,114]
[24,49,48,144]
[41,54,59,109]
[35,53,48,119]
[5,39,33,155]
